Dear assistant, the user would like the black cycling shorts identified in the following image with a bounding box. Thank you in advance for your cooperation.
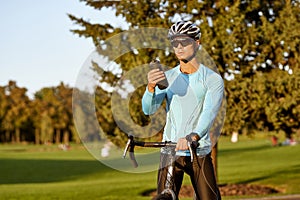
[156,153,221,200]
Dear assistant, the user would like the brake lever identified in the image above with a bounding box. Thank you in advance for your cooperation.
[129,143,138,168]
[187,141,194,162]
[122,137,131,159]
[122,135,138,168]
[186,133,200,163]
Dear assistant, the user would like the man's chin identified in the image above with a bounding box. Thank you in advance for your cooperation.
[176,54,186,60]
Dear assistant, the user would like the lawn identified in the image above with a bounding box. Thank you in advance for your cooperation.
[0,134,299,200]
[218,134,300,198]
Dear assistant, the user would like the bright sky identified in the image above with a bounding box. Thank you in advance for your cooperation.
[0,0,127,98]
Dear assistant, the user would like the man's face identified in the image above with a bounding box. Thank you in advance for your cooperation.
[171,37,198,61]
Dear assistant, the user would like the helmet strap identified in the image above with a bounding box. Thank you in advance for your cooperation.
[180,43,198,63]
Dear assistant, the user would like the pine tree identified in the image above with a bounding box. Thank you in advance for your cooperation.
[68,0,300,147]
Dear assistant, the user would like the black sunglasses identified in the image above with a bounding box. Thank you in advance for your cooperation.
[171,38,195,48]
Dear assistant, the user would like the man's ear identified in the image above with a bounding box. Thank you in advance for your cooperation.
[193,40,200,49]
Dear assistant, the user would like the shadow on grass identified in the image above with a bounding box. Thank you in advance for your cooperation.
[0,158,112,184]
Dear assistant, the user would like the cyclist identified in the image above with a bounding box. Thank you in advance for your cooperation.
[142,21,224,200]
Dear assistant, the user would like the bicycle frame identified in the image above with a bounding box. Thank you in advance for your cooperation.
[123,135,199,200]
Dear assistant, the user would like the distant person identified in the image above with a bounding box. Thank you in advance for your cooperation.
[271,135,278,146]
[101,141,112,157]
[231,132,239,143]
[281,136,297,146]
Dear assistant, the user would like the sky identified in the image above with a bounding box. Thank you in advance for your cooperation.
[0,0,127,98]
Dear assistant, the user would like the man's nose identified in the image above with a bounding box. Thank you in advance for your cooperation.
[177,42,183,48]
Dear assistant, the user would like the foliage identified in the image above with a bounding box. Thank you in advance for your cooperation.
[1,81,31,143]
[0,0,300,144]
[0,81,76,144]
[68,0,300,144]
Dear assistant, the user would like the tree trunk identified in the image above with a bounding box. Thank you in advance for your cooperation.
[5,131,10,142]
[15,128,21,143]
[0,133,3,143]
[35,128,40,144]
[13,128,21,144]
[55,129,61,144]
[63,130,69,144]
[211,143,218,182]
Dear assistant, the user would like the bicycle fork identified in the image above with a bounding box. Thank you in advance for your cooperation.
[161,148,177,200]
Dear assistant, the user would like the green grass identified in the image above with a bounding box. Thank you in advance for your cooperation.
[218,135,300,197]
[0,135,299,200]
[0,144,156,200]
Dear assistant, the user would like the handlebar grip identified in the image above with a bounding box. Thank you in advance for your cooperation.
[186,133,200,162]
[129,151,138,168]
[128,139,138,168]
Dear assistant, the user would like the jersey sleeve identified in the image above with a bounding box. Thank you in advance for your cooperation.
[142,87,166,115]
[192,72,224,138]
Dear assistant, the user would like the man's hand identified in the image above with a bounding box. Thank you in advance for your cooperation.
[147,69,165,93]
[175,137,189,151]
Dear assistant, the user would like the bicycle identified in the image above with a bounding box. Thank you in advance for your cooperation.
[123,134,199,200]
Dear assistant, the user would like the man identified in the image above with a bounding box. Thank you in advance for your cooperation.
[142,21,223,200]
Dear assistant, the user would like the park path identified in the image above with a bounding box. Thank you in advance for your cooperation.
[239,194,300,200]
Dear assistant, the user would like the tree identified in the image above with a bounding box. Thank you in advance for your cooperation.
[34,83,74,144]
[262,69,300,138]
[34,87,56,144]
[2,81,31,143]
[52,83,73,144]
[69,0,299,133]
[0,86,9,142]
[72,87,102,143]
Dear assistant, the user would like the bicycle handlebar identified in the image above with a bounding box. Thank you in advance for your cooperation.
[123,135,199,168]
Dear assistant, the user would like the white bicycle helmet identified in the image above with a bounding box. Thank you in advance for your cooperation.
[168,21,201,40]
[168,21,201,63]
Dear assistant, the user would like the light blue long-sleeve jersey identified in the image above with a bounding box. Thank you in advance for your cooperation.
[142,64,224,156]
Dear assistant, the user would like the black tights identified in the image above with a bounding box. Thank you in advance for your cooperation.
[157,153,221,200]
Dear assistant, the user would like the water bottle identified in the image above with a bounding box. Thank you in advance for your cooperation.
[149,59,169,90]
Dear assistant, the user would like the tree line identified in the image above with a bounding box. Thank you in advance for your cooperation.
[0,68,299,144]
[0,81,80,144]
